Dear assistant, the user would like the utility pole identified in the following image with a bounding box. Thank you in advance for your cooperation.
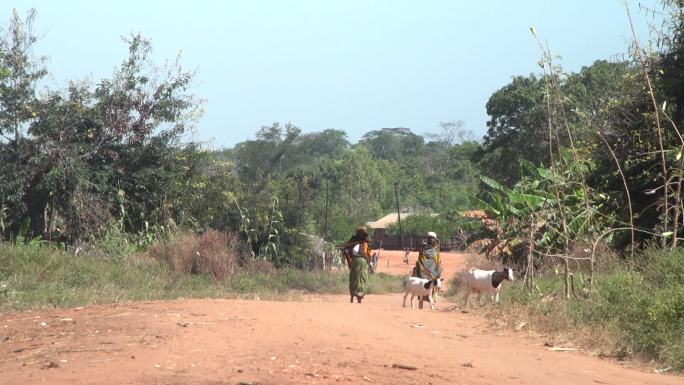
[394,181,404,250]
[323,180,329,241]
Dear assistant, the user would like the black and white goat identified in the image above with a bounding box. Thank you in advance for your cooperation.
[403,277,443,310]
[463,267,514,306]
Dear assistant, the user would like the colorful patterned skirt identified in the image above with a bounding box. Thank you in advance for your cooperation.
[349,256,369,298]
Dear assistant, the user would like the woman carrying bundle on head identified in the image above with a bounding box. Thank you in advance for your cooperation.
[338,226,373,303]
[411,231,443,307]
[412,231,443,281]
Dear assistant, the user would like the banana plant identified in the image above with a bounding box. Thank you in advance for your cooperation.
[475,155,610,260]
[231,193,282,262]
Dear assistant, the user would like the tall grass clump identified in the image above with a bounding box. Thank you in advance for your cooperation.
[148,230,241,281]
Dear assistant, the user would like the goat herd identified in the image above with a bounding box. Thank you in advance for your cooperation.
[402,267,515,310]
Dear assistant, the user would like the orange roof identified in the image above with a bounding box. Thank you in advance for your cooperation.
[460,210,491,219]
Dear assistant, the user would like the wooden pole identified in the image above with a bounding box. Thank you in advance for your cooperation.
[394,181,404,250]
[323,180,329,241]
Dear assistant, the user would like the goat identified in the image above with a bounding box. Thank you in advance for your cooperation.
[463,267,514,306]
[403,277,443,310]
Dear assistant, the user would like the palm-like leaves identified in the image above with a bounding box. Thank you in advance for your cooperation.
[476,156,609,256]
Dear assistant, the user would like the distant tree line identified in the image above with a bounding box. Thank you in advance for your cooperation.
[0,9,480,268]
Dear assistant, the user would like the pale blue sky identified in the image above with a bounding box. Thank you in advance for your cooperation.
[2,1,662,147]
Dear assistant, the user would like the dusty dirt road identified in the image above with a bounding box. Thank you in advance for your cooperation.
[372,249,465,280]
[1,251,681,385]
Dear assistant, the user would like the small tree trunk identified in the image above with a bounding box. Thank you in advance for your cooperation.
[47,195,56,242]
[14,119,20,142]
[564,257,571,299]
[525,215,535,290]
[527,239,535,290]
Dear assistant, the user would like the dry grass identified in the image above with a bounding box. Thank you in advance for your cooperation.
[470,246,684,371]
[244,258,278,275]
[446,253,502,297]
[445,253,622,358]
[483,295,621,358]
[149,230,240,282]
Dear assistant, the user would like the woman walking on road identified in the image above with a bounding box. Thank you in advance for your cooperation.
[339,226,373,303]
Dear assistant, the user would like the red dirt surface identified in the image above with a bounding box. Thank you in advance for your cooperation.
[1,250,681,385]
[372,249,465,278]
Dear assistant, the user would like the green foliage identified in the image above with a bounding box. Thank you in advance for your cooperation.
[476,52,684,251]
[232,194,285,262]
[328,147,387,234]
[0,242,175,310]
[293,129,351,164]
[357,127,424,161]
[478,75,547,185]
[477,156,610,261]
[479,61,640,186]
[0,9,47,141]
[233,122,303,186]
[0,27,203,242]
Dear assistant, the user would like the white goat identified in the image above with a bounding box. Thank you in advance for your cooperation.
[403,277,443,310]
[463,267,514,306]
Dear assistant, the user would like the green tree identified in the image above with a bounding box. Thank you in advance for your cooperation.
[0,33,202,241]
[233,122,301,188]
[480,61,641,186]
[357,127,424,161]
[659,1,684,123]
[295,129,350,162]
[0,9,46,142]
[0,8,46,237]
[479,75,547,185]
[329,147,387,238]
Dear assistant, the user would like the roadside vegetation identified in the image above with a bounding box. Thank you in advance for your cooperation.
[0,234,405,312]
[447,249,684,371]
